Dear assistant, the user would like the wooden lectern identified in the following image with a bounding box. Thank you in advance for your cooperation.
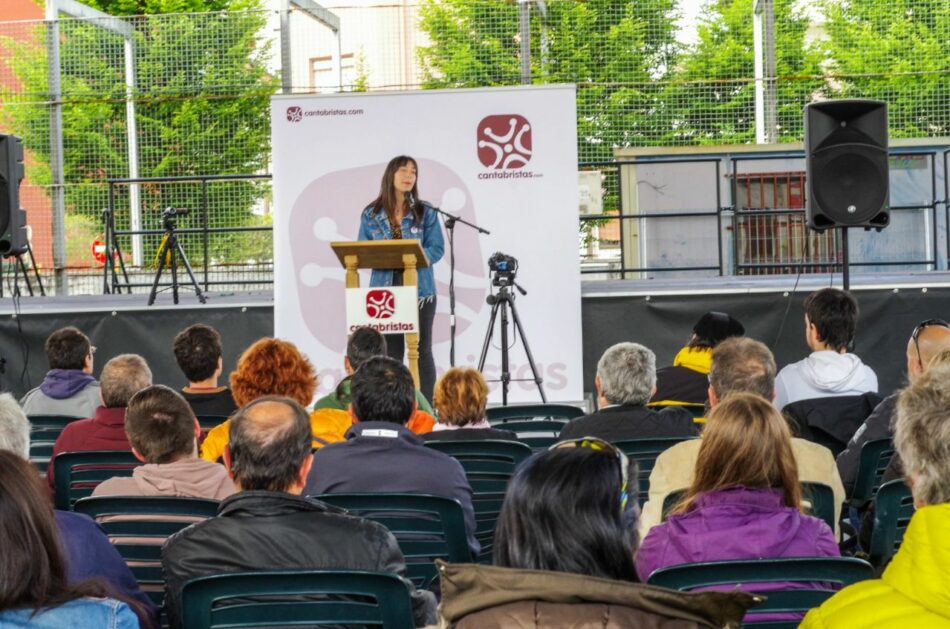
[330,240,429,387]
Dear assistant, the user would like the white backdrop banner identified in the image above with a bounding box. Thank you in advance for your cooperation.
[271,85,582,403]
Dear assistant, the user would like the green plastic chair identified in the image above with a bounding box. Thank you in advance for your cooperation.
[196,414,230,433]
[660,483,836,532]
[28,415,82,472]
[493,420,567,449]
[52,450,142,510]
[868,479,914,568]
[486,403,584,424]
[74,496,221,607]
[181,570,415,629]
[313,493,471,589]
[849,438,894,507]
[613,437,696,505]
[424,439,532,562]
[647,557,874,627]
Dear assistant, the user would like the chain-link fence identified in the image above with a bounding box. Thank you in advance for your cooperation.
[1,0,948,293]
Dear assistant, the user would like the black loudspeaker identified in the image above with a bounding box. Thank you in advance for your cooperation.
[0,134,28,255]
[804,99,889,231]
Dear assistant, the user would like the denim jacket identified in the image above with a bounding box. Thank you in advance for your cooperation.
[0,597,140,628]
[357,203,444,300]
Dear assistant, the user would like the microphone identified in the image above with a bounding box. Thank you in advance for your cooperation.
[404,191,415,208]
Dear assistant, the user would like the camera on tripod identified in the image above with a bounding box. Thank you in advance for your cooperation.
[161,207,189,228]
[488,251,518,287]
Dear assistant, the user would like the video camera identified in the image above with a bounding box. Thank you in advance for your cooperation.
[488,251,518,287]
[161,207,189,228]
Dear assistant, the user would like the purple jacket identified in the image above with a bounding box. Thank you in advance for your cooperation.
[635,486,840,620]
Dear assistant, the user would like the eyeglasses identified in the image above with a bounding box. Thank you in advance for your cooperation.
[912,318,949,368]
[89,345,97,356]
[550,437,629,511]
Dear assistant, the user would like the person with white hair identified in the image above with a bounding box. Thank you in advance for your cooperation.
[559,342,700,442]
[801,363,950,627]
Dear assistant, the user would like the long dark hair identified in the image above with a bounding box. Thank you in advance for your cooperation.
[494,448,639,582]
[0,451,149,623]
[370,155,424,226]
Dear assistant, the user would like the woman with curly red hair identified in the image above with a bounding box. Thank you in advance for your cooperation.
[201,338,316,461]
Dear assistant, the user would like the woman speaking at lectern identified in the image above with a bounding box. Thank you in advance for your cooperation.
[358,155,444,402]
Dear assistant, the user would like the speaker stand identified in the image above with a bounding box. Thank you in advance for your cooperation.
[841,227,850,291]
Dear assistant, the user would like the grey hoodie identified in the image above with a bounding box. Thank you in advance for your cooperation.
[92,457,236,500]
[774,350,878,410]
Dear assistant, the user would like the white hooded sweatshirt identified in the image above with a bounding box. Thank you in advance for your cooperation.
[774,350,878,410]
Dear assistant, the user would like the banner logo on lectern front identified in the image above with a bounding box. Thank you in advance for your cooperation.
[366,289,396,319]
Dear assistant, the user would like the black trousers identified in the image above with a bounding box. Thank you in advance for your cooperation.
[386,297,437,404]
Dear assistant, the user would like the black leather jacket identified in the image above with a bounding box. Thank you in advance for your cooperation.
[161,490,436,627]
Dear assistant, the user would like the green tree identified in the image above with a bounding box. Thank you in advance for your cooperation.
[0,0,275,267]
[821,0,950,137]
[418,0,681,161]
[664,0,823,144]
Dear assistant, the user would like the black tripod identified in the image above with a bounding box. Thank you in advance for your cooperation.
[0,242,45,297]
[147,208,206,306]
[477,281,546,405]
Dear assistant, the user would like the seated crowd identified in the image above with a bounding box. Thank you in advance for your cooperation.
[0,287,946,627]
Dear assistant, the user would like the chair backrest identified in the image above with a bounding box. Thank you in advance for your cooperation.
[196,414,230,432]
[486,403,584,423]
[424,439,532,562]
[28,415,82,472]
[52,450,142,510]
[647,557,874,620]
[613,437,696,504]
[782,393,882,458]
[869,479,914,568]
[850,438,895,506]
[73,495,221,607]
[801,481,835,532]
[492,420,567,450]
[181,570,415,629]
[312,493,470,589]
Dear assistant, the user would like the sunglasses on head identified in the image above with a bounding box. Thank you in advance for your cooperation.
[550,437,629,512]
[912,318,950,368]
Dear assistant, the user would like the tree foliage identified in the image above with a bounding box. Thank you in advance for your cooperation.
[0,0,275,266]
[418,0,681,161]
[820,0,950,137]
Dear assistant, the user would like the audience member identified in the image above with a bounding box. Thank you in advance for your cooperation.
[802,363,950,627]
[422,367,516,442]
[173,324,237,418]
[47,354,152,492]
[774,288,877,410]
[436,445,754,627]
[651,311,744,408]
[0,393,157,628]
[0,451,146,628]
[640,337,845,535]
[20,326,101,418]
[162,396,436,628]
[94,385,235,500]
[304,356,479,557]
[636,393,840,622]
[311,327,436,447]
[199,338,317,461]
[559,342,700,441]
[836,318,950,494]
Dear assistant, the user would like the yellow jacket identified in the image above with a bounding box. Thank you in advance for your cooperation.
[200,408,436,462]
[801,503,950,628]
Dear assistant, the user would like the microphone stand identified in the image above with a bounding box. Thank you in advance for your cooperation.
[429,205,490,367]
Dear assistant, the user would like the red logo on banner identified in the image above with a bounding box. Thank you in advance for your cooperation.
[477,115,532,169]
[286,106,303,123]
[366,289,396,319]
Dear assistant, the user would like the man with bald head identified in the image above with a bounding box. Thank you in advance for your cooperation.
[161,396,436,628]
[836,319,950,494]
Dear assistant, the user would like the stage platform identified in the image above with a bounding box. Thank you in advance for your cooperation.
[1,271,948,400]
